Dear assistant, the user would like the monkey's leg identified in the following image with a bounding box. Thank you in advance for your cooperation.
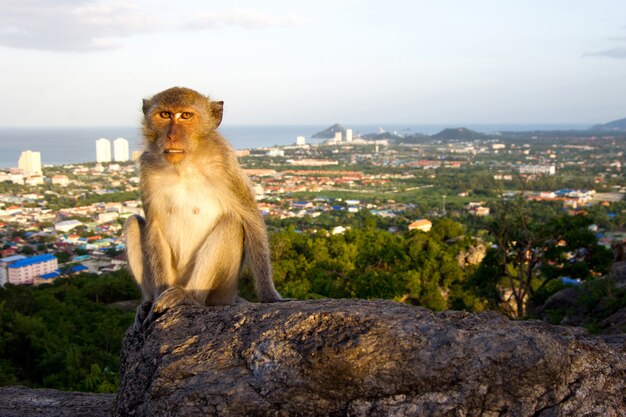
[186,213,244,306]
[124,215,153,329]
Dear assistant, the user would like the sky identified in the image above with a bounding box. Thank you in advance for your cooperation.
[0,0,625,127]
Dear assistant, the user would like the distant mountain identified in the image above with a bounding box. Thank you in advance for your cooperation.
[431,127,486,140]
[590,117,626,132]
[312,124,345,139]
[362,131,405,141]
[384,133,429,144]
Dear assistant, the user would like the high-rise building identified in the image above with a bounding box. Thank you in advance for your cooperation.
[333,131,342,142]
[113,137,130,162]
[96,138,112,163]
[346,129,353,142]
[18,150,42,176]
[296,136,306,146]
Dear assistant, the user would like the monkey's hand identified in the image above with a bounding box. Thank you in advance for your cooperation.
[141,286,197,330]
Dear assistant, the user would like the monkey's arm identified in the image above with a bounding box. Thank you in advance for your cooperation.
[124,215,152,329]
[229,169,287,303]
[126,214,176,329]
[242,206,285,302]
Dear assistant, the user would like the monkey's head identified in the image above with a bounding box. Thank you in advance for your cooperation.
[141,87,224,165]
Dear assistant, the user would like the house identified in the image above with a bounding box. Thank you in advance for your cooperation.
[51,175,70,186]
[55,220,83,232]
[408,219,432,232]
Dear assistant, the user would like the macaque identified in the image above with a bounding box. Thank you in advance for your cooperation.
[125,87,285,329]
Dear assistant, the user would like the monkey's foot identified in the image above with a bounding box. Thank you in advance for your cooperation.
[143,286,196,329]
[260,295,295,303]
[134,300,153,332]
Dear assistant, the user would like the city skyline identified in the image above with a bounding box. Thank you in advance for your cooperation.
[0,1,626,127]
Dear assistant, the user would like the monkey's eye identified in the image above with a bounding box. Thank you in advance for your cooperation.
[159,111,171,119]
[180,112,194,120]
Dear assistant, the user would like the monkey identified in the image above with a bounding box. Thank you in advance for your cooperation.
[124,87,286,330]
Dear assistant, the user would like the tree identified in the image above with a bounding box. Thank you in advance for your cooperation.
[487,193,613,318]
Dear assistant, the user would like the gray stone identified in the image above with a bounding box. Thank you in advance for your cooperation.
[112,299,626,417]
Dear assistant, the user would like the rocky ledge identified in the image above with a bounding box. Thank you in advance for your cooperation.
[0,386,113,417]
[110,299,626,417]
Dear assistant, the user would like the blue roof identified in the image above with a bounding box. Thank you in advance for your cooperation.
[8,254,57,268]
[40,271,61,279]
[71,264,88,272]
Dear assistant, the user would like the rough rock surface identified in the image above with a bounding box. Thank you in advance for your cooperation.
[112,299,626,417]
[0,386,113,417]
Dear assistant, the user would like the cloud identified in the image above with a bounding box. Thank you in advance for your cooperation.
[0,0,301,52]
[583,47,626,59]
[0,0,162,51]
[180,11,304,31]
[583,30,626,59]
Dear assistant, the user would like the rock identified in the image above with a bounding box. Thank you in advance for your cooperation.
[610,260,626,289]
[456,243,487,267]
[112,299,626,417]
[0,386,113,417]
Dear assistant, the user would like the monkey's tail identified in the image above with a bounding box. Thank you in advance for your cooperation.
[242,210,283,302]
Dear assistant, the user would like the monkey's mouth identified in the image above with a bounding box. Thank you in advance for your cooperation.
[163,149,185,154]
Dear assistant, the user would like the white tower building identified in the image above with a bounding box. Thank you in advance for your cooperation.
[18,150,42,176]
[296,136,306,146]
[346,129,353,142]
[333,131,342,142]
[113,137,130,162]
[96,138,112,163]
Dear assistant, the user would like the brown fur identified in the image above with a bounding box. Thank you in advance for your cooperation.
[125,87,284,329]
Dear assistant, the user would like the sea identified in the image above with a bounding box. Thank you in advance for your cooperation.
[0,123,591,169]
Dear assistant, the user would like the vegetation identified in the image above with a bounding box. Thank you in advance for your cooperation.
[0,207,624,394]
[0,271,138,392]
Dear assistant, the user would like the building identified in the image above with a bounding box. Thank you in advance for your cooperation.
[113,137,130,162]
[296,136,306,146]
[518,165,556,175]
[18,150,42,176]
[0,255,26,286]
[55,219,83,232]
[408,219,432,232]
[96,138,112,163]
[267,148,285,157]
[7,254,58,285]
[51,174,70,186]
[346,129,353,142]
[333,131,342,142]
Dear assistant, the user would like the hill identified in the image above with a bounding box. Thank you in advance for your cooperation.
[312,123,345,139]
[590,117,626,132]
[431,127,486,141]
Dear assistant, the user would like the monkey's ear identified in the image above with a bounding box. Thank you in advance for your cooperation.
[142,99,151,115]
[211,101,224,127]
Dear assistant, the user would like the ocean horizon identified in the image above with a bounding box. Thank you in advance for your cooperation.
[0,123,592,169]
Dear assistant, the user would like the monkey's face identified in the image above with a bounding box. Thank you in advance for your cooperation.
[146,107,203,164]
[142,87,225,166]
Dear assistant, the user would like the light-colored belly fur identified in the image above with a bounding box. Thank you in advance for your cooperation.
[153,174,225,274]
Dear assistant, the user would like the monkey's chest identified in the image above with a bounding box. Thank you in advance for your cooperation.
[155,181,225,265]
